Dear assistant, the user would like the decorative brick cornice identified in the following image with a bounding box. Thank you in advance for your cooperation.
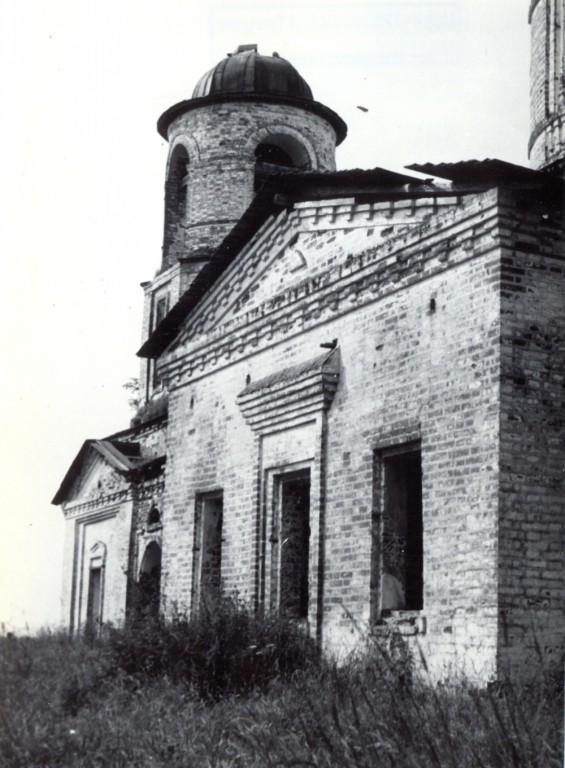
[137,478,166,501]
[175,196,453,348]
[237,348,340,434]
[159,192,501,389]
[63,489,132,519]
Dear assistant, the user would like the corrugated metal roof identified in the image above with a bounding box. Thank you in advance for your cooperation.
[406,159,547,184]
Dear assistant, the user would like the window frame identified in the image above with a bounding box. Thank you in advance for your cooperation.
[371,441,423,623]
[191,490,224,615]
[264,463,311,619]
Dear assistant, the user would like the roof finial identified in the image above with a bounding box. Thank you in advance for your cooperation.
[234,44,258,54]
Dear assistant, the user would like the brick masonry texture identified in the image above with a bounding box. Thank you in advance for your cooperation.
[529,0,565,169]
[163,102,337,264]
[55,33,565,682]
[59,419,167,632]
[158,189,509,680]
[497,188,565,675]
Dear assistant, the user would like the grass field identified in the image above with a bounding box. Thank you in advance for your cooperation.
[1,603,562,767]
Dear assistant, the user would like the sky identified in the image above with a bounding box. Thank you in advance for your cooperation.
[0,0,530,633]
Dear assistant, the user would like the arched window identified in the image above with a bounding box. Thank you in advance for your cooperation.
[254,133,311,188]
[148,506,161,527]
[255,142,295,167]
[163,144,190,261]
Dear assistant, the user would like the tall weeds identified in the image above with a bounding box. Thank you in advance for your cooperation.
[0,605,562,767]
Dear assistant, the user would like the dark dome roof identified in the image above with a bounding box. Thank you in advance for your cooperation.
[192,45,313,101]
[157,45,347,144]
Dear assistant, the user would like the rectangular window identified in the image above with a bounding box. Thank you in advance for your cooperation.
[373,445,423,616]
[150,295,170,391]
[154,295,169,329]
[272,470,311,619]
[192,492,223,613]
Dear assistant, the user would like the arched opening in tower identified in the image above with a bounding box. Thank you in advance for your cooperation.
[163,144,189,264]
[254,133,311,187]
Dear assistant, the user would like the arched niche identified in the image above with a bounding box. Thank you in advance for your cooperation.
[140,540,162,577]
[135,540,162,617]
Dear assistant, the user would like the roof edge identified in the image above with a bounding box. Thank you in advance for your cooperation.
[52,437,167,506]
[157,93,347,144]
[140,165,525,361]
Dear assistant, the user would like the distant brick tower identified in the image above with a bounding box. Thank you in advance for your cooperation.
[529,0,565,171]
[138,45,346,407]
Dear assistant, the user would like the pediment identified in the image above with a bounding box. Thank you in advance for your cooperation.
[52,439,142,506]
[65,450,129,504]
[167,193,446,354]
[172,209,318,349]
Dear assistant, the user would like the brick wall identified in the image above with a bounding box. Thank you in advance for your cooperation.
[61,501,133,631]
[60,419,167,630]
[159,188,507,679]
[529,0,565,169]
[497,186,565,675]
[320,243,501,679]
[163,101,337,261]
[139,262,205,406]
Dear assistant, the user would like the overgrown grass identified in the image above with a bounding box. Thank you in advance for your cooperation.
[0,604,562,767]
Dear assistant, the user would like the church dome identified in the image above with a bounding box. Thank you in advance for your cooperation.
[157,44,347,143]
[192,45,314,101]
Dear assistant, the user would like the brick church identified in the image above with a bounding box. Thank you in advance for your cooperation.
[53,3,564,680]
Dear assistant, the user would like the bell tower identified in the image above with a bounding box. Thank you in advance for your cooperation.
[529,0,565,171]
[136,45,347,410]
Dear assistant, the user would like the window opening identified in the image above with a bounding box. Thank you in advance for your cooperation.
[154,296,169,330]
[274,470,311,619]
[150,295,170,391]
[136,541,162,617]
[193,493,223,613]
[255,142,294,167]
[147,506,161,527]
[86,567,102,632]
[379,447,423,613]
[163,145,189,258]
[372,446,423,618]
[254,134,311,188]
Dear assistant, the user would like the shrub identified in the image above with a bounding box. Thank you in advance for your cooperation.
[106,597,320,698]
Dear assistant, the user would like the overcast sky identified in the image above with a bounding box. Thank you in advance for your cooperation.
[0,0,530,632]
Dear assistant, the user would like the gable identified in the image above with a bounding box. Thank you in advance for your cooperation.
[169,194,454,353]
[52,439,143,506]
[70,452,128,503]
[61,449,129,506]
